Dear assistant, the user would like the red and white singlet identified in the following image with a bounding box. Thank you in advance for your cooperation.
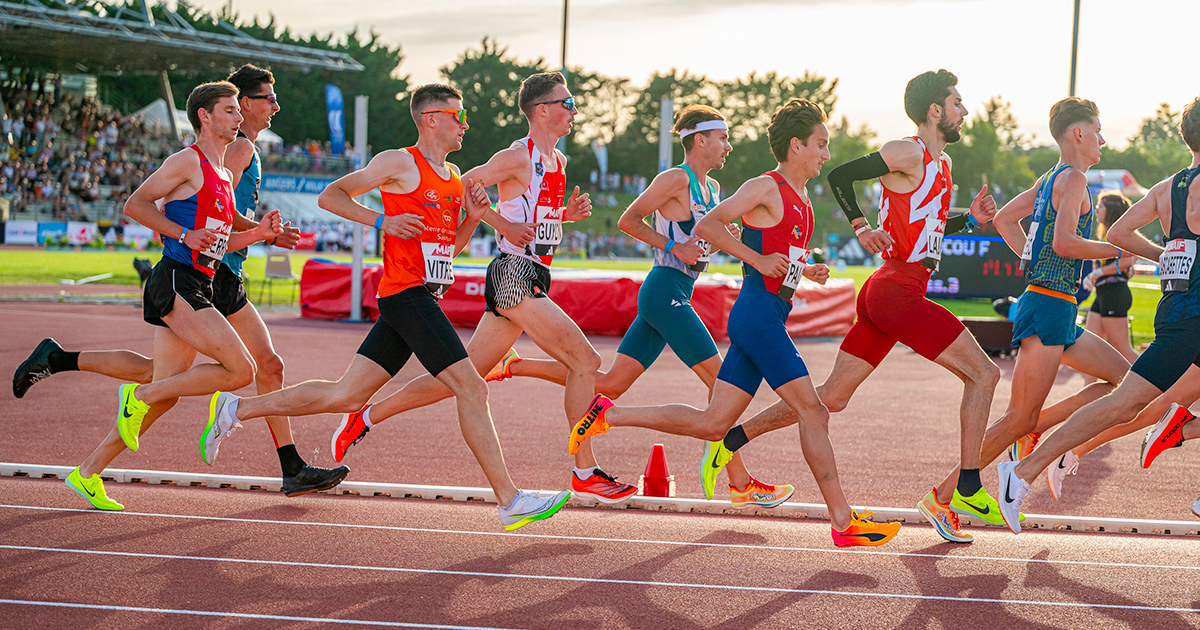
[495,137,566,267]
[877,136,953,272]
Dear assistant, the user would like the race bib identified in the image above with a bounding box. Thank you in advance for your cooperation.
[422,241,455,297]
[1160,238,1196,293]
[198,216,231,270]
[1019,221,1039,272]
[690,238,711,272]
[921,223,945,271]
[533,204,563,257]
[777,246,810,301]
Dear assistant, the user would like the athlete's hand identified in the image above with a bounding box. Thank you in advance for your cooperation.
[384,213,424,240]
[254,209,284,241]
[803,263,830,285]
[1082,268,1102,292]
[670,237,704,265]
[183,228,221,251]
[462,178,490,221]
[751,252,790,278]
[271,221,301,249]
[970,185,997,225]
[725,222,741,241]
[857,227,894,255]
[564,186,592,222]
[497,219,535,248]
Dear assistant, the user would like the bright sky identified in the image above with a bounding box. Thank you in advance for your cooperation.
[199,0,1196,149]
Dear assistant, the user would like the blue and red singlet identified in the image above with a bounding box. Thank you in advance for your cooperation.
[162,145,235,277]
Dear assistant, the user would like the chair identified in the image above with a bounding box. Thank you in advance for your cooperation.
[258,251,299,305]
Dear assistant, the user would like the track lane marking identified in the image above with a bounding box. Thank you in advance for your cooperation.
[1,504,1196,572]
[2,545,1196,614]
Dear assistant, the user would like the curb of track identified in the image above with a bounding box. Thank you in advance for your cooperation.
[4,461,1197,536]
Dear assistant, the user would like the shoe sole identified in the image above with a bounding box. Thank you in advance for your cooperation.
[1142,404,1185,469]
[284,469,350,498]
[202,393,223,465]
[731,486,795,510]
[571,489,636,505]
[65,474,123,511]
[831,527,901,547]
[503,492,571,532]
[331,413,355,463]
[13,337,57,398]
[917,500,972,543]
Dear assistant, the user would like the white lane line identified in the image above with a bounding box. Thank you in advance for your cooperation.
[2,504,1196,573]
[2,546,1196,614]
[0,599,524,629]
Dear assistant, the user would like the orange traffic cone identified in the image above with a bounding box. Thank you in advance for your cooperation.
[640,443,674,497]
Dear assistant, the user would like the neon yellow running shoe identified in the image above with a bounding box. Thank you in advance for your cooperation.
[699,440,733,500]
[949,486,1024,525]
[65,467,123,511]
[116,383,149,452]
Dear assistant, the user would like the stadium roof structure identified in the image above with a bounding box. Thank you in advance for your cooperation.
[0,0,364,75]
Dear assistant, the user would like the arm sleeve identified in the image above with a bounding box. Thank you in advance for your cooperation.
[827,152,890,224]
[945,213,971,235]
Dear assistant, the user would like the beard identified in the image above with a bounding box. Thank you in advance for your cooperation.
[939,118,962,143]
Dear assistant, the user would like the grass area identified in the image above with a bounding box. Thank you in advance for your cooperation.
[0,249,1158,344]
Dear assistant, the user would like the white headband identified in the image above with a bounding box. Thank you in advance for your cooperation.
[679,119,728,139]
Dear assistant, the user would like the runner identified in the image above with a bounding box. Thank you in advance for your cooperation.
[570,98,901,547]
[1081,191,1141,365]
[999,97,1200,532]
[205,83,571,531]
[329,72,639,505]
[483,104,795,508]
[15,67,348,508]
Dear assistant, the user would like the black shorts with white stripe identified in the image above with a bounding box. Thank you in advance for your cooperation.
[484,253,551,316]
[142,256,217,328]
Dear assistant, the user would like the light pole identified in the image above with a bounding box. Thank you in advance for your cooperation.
[557,0,569,154]
[1069,0,1080,96]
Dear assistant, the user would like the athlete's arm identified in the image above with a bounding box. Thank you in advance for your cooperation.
[563,186,591,222]
[226,138,260,234]
[617,169,702,263]
[1050,169,1120,260]
[695,175,789,278]
[227,209,282,251]
[993,184,1039,256]
[319,150,424,240]
[946,187,997,235]
[461,147,535,247]
[454,177,489,256]
[827,152,889,227]
[124,150,219,251]
[1109,178,1170,263]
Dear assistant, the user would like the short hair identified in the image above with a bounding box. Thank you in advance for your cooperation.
[767,98,827,162]
[673,104,725,152]
[904,70,958,126]
[185,81,239,134]
[409,83,463,125]
[1049,97,1100,141]
[518,72,567,118]
[1181,96,1200,153]
[1096,190,1130,238]
[226,64,274,100]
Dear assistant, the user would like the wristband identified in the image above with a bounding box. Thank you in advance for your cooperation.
[967,213,980,228]
[374,214,384,230]
[853,223,868,236]
[178,227,187,243]
[665,239,676,254]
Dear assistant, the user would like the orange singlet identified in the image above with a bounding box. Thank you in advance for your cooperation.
[377,147,463,299]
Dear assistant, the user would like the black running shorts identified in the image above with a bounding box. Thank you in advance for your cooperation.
[484,253,551,315]
[1130,315,1200,393]
[1090,281,1132,318]
[143,256,216,328]
[211,264,250,318]
[356,286,468,377]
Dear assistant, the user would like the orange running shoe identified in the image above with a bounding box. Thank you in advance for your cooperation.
[1141,403,1194,468]
[569,394,612,454]
[485,348,522,383]
[730,476,794,509]
[917,489,972,543]
[332,404,370,463]
[1008,432,1042,461]
[831,510,901,547]
[572,468,637,504]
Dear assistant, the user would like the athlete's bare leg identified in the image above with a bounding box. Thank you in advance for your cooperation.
[926,330,1002,500]
[77,351,154,384]
[1074,366,1200,457]
[226,304,294,448]
[507,353,645,400]
[775,376,850,529]
[605,380,754,442]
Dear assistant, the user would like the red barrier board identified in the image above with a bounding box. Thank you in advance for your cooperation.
[299,259,855,339]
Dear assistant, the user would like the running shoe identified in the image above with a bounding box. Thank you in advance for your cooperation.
[202,392,243,465]
[1008,431,1042,462]
[831,510,901,547]
[116,383,150,452]
[918,489,972,543]
[65,467,123,511]
[569,394,612,455]
[484,348,522,383]
[997,461,1030,534]
[949,486,1023,525]
[1141,403,1194,469]
[699,440,734,500]
[730,476,794,510]
[571,468,637,504]
[1192,497,1200,518]
[1047,450,1080,500]
[498,489,571,531]
[283,464,351,497]
[13,337,61,398]
[332,404,371,463]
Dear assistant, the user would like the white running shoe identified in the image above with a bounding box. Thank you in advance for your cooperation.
[1046,451,1080,500]
[202,392,243,465]
[1193,498,1200,518]
[997,461,1030,535]
[497,489,571,531]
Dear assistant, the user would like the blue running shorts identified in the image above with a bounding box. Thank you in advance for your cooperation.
[717,285,809,395]
[1010,287,1085,348]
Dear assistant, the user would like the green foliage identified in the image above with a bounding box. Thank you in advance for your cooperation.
[1097,103,1192,188]
[944,97,1035,202]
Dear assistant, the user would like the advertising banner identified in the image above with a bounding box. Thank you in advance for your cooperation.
[325,84,346,156]
[4,220,38,244]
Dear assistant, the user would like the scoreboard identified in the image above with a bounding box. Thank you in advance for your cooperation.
[926,235,1027,299]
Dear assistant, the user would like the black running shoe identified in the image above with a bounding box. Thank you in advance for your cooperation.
[282,464,350,497]
[13,338,62,398]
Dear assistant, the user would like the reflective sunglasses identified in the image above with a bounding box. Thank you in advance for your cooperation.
[533,97,576,112]
[421,108,468,124]
[245,94,279,104]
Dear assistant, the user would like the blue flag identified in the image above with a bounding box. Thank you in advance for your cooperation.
[325,84,345,155]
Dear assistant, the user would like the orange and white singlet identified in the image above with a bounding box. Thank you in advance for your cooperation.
[495,137,566,267]
[878,136,953,273]
[376,147,463,299]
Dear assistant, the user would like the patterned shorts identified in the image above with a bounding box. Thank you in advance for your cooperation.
[484,253,551,315]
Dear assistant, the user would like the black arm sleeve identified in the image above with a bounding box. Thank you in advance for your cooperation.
[945,213,971,235]
[827,152,890,224]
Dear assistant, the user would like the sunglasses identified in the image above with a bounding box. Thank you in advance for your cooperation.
[421,109,468,124]
[533,97,576,112]
[245,94,278,104]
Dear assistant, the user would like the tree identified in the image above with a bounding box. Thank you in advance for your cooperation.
[945,97,1034,203]
[1098,103,1192,187]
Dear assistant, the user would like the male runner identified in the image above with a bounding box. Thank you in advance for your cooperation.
[571,98,901,547]
[206,83,571,531]
[682,71,1004,543]
[480,104,794,508]
[329,72,638,504]
[999,97,1200,532]
[14,68,348,509]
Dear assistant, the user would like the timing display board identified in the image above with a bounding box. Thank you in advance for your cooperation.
[926,235,1027,299]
